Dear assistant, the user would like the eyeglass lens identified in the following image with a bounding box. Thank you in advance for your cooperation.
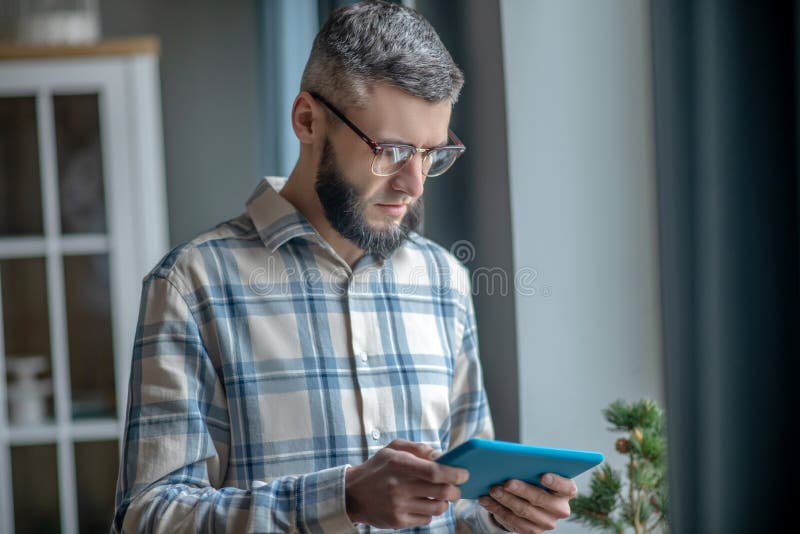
[372,147,460,177]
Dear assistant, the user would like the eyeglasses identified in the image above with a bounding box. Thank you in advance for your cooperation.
[309,91,465,177]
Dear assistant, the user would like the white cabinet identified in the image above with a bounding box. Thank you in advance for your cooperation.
[0,37,168,534]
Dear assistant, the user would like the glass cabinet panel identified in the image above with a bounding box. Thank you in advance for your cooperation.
[63,254,115,420]
[0,96,44,236]
[1,35,166,534]
[11,444,61,534]
[75,440,118,532]
[53,93,107,234]
[1,258,54,425]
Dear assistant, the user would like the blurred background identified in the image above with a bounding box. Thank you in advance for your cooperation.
[0,0,797,532]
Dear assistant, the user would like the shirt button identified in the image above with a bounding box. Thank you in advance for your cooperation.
[371,429,381,440]
[359,351,368,363]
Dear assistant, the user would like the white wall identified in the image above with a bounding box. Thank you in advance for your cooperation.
[100,0,261,246]
[499,1,663,531]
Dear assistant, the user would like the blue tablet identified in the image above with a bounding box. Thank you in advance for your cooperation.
[435,438,604,500]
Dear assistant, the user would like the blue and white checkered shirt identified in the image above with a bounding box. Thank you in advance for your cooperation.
[113,177,503,533]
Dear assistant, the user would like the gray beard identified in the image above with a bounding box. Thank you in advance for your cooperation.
[314,139,423,258]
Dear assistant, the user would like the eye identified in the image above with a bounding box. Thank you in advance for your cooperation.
[372,145,415,176]
[425,148,462,177]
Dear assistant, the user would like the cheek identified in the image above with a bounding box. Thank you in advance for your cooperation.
[329,144,389,204]
[336,157,377,196]
[350,173,388,205]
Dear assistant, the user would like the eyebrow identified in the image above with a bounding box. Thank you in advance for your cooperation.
[377,137,450,148]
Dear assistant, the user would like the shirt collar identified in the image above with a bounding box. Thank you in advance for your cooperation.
[245,176,423,261]
[246,176,319,252]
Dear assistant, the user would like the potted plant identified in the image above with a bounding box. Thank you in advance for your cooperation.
[569,398,668,534]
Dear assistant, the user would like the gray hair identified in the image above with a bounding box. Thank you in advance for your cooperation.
[300,0,464,111]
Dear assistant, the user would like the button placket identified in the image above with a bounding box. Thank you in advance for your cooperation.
[348,275,382,451]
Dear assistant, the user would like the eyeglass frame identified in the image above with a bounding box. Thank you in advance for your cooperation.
[308,91,466,177]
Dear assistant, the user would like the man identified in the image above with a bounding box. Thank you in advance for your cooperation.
[113,2,576,532]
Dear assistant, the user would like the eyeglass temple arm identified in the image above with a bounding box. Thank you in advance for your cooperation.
[310,91,465,153]
[448,128,465,148]
[308,91,382,153]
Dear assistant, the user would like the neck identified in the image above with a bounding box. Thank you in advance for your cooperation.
[279,165,366,270]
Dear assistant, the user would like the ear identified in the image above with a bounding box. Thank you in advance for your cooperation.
[292,91,323,144]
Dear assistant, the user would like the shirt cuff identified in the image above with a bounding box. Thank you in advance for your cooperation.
[297,464,357,533]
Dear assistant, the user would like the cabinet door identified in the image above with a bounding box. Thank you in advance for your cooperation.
[0,57,142,534]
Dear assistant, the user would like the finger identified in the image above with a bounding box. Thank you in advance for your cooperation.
[389,450,469,485]
[387,439,440,460]
[479,496,543,533]
[539,473,578,498]
[478,495,515,531]
[404,496,451,518]
[404,480,462,502]
[503,480,570,518]
[491,510,518,534]
[488,486,561,530]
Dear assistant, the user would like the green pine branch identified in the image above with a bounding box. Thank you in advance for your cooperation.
[569,398,669,534]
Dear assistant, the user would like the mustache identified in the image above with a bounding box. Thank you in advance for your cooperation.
[373,197,418,206]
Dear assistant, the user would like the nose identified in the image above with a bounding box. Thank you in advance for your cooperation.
[390,153,425,198]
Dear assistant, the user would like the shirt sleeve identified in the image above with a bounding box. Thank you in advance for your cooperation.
[112,274,356,534]
[449,276,513,533]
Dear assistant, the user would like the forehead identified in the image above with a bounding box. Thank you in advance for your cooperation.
[348,84,452,146]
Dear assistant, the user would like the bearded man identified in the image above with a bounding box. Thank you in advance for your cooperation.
[113,2,576,532]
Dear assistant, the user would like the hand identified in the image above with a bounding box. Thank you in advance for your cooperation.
[345,439,469,529]
[478,474,577,533]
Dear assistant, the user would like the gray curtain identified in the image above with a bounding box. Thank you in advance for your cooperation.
[651,1,800,531]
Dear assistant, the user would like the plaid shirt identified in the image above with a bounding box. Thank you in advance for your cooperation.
[113,177,503,533]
